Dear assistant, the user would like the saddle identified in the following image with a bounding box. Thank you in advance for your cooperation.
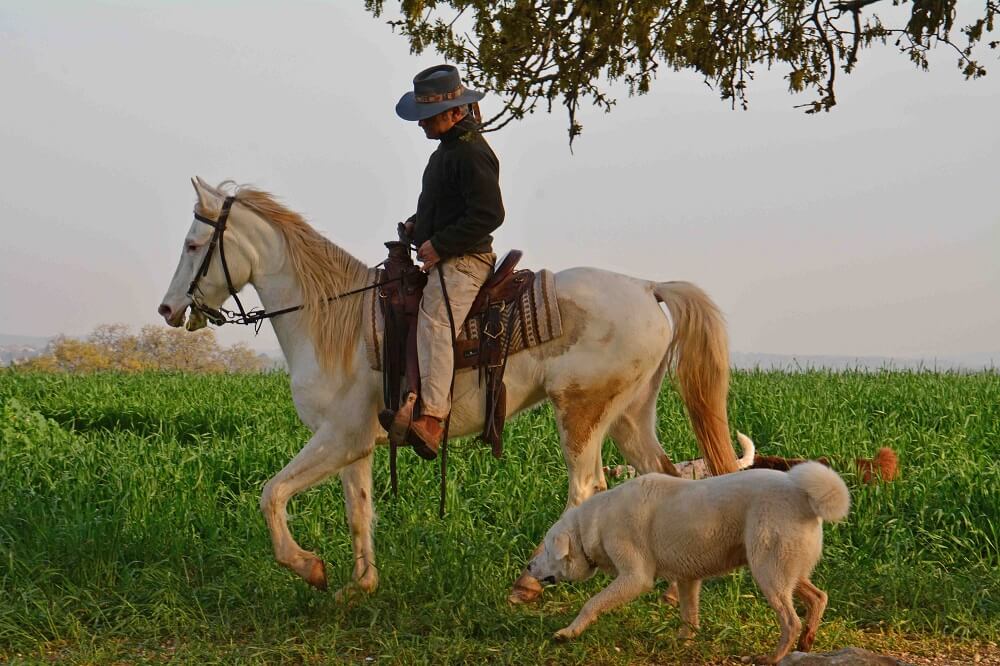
[376,240,534,459]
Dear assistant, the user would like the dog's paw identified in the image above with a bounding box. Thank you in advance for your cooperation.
[661,582,679,606]
[553,628,576,642]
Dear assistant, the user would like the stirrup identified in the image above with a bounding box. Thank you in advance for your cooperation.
[379,392,417,447]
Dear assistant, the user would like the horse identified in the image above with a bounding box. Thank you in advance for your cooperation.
[158,177,740,603]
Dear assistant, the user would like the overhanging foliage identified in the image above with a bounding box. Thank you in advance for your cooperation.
[366,0,998,145]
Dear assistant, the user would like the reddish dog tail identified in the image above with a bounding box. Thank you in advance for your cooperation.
[856,447,898,484]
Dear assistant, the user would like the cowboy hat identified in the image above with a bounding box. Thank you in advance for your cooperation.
[395,64,485,122]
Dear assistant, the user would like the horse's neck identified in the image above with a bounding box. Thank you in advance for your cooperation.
[238,210,362,379]
[255,274,316,374]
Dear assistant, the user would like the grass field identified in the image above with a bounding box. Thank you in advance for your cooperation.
[1,369,998,664]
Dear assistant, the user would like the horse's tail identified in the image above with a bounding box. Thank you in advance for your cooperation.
[653,281,738,475]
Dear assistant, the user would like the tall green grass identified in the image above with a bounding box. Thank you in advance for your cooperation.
[0,369,997,664]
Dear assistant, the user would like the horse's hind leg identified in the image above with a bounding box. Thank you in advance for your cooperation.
[337,452,378,601]
[260,424,374,590]
[508,383,626,604]
[609,356,683,604]
[609,354,679,477]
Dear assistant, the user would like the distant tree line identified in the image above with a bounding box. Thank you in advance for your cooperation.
[16,324,270,374]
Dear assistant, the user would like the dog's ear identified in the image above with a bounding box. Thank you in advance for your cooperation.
[553,532,571,561]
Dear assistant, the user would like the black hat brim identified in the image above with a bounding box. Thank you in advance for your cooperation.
[395,88,486,121]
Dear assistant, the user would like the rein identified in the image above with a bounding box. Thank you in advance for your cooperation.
[186,196,401,333]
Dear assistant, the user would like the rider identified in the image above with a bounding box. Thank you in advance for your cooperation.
[394,64,505,460]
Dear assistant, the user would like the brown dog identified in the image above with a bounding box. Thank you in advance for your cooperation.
[750,447,897,485]
[750,454,831,471]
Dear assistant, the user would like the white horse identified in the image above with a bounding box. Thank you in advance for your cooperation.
[158,177,739,602]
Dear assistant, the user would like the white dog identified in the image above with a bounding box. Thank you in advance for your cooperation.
[528,462,850,664]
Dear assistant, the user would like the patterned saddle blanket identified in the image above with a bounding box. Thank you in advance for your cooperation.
[363,267,563,372]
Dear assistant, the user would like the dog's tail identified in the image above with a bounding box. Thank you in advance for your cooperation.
[856,447,898,484]
[789,462,850,523]
[735,432,756,470]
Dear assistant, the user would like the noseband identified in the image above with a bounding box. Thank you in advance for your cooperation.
[185,195,401,333]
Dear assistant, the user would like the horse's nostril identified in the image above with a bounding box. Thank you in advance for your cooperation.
[158,304,172,317]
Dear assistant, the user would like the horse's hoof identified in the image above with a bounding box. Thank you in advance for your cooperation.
[508,577,543,605]
[304,558,328,590]
[334,582,362,605]
[334,574,377,604]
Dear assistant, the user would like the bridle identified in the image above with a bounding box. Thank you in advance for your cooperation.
[185,195,401,333]
[186,196,250,328]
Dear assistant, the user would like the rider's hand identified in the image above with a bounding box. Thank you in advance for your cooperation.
[403,219,415,237]
[417,240,441,272]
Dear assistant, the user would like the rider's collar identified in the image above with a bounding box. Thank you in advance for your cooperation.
[440,116,479,143]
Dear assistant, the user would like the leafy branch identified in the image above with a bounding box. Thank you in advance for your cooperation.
[366,0,998,147]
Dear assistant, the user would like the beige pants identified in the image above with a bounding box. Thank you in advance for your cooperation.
[418,252,495,419]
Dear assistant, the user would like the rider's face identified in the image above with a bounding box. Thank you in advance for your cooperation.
[418,106,465,140]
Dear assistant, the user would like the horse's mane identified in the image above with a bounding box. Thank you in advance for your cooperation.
[198,181,370,374]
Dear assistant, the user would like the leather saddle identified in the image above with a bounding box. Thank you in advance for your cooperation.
[376,240,534,459]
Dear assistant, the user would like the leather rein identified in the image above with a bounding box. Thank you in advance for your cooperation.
[186,196,400,333]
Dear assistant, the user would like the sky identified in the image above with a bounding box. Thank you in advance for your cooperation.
[1,1,997,361]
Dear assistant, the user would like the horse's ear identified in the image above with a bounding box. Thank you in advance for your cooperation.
[195,175,220,194]
[191,176,215,211]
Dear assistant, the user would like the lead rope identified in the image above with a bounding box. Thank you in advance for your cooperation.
[437,263,458,518]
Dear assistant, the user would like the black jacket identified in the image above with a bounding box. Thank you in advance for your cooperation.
[410,116,505,258]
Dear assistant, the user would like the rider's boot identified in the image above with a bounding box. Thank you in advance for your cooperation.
[408,414,444,460]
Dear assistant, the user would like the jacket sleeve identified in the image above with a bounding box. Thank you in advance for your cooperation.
[430,146,505,257]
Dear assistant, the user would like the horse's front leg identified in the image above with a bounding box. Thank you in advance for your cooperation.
[336,451,378,601]
[260,424,373,590]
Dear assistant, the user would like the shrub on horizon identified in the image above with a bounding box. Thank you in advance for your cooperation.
[16,323,268,374]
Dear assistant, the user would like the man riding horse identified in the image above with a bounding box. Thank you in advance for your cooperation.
[391,64,505,459]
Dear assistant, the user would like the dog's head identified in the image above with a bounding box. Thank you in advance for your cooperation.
[527,522,597,585]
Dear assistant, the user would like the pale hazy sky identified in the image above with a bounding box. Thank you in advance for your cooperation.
[2,1,997,359]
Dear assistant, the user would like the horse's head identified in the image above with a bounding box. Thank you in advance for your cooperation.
[158,177,254,331]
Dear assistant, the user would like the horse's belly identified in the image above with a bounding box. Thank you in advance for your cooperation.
[445,351,547,438]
